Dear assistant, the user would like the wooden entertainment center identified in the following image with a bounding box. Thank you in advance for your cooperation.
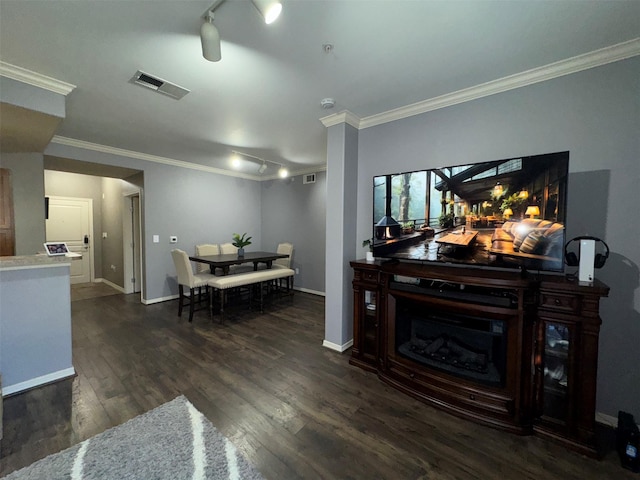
[350,259,609,457]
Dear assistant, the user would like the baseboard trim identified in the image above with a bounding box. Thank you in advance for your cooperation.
[142,294,179,305]
[322,339,353,353]
[2,367,76,397]
[294,286,325,297]
[94,277,125,293]
[596,412,618,428]
[142,289,322,305]
[596,411,640,429]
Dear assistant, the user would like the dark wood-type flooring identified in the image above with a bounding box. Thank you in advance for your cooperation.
[0,287,633,479]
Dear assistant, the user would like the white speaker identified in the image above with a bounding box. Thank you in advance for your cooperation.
[578,238,596,283]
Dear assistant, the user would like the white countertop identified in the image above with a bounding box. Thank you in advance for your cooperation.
[0,254,72,271]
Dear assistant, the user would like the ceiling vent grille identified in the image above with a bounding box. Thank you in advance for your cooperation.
[303,173,316,184]
[130,70,190,100]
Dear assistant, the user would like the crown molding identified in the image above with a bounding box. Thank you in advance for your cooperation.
[50,136,261,180]
[0,61,76,95]
[319,110,361,129]
[360,38,640,129]
[318,39,640,131]
[50,136,325,181]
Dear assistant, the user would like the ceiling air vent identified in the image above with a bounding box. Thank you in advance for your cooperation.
[303,173,316,184]
[130,70,190,100]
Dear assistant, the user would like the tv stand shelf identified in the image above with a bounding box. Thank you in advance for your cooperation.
[350,259,609,457]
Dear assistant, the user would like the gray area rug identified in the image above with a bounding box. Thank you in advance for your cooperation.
[4,396,265,480]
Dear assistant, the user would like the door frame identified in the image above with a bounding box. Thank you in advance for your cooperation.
[46,195,95,283]
[122,190,144,300]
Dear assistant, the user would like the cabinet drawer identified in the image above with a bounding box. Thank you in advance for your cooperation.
[389,360,513,416]
[354,269,379,284]
[539,291,579,314]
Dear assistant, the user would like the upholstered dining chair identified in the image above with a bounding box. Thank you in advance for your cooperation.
[194,243,220,273]
[218,242,251,273]
[273,242,294,269]
[219,243,237,254]
[272,242,294,290]
[171,249,215,322]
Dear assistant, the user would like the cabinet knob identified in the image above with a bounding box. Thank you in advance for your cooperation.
[469,394,476,401]
[555,299,561,305]
[409,373,415,379]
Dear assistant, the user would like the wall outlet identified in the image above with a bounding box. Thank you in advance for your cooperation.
[110,264,116,271]
[295,268,299,275]
[170,236,178,244]
[153,235,159,243]
[102,232,108,239]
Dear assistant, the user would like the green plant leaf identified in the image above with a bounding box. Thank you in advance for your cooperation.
[231,232,252,248]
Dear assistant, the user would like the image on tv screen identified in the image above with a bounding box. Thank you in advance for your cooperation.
[371,151,569,272]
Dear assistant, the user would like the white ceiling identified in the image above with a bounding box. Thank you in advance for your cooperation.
[1,1,639,178]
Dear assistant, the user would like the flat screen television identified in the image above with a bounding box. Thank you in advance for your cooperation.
[371,151,569,272]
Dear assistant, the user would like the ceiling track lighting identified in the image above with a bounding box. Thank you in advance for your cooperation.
[231,150,288,177]
[251,0,282,24]
[201,10,221,62]
[200,0,282,63]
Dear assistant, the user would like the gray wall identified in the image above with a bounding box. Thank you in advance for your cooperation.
[0,263,73,394]
[0,76,65,117]
[261,171,326,293]
[101,177,124,287]
[44,170,104,279]
[1,81,64,258]
[1,153,45,255]
[325,123,359,349]
[353,58,640,420]
[43,143,263,302]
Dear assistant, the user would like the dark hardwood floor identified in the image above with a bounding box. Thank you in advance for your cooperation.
[0,289,633,479]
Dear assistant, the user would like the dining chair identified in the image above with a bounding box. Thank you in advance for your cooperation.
[273,242,294,269]
[219,243,237,254]
[272,242,294,291]
[194,243,220,273]
[171,249,215,322]
[218,242,251,274]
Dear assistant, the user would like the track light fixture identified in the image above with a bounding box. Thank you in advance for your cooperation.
[251,0,282,24]
[231,150,288,177]
[201,10,221,62]
[200,0,282,63]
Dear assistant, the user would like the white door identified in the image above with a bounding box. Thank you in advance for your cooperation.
[46,197,93,284]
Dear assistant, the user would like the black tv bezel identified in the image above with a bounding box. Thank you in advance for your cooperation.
[371,151,569,274]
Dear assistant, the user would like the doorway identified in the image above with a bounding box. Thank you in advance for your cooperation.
[45,196,94,284]
[0,168,16,256]
[123,192,143,296]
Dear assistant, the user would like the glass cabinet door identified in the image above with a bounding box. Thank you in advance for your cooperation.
[363,290,378,357]
[542,322,571,423]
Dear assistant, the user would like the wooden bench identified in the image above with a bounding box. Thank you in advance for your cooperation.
[208,268,295,322]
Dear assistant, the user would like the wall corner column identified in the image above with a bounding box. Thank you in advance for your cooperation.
[322,117,359,351]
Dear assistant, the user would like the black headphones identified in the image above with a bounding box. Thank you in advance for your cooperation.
[564,236,609,268]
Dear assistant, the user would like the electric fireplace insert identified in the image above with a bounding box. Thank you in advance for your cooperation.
[395,298,508,387]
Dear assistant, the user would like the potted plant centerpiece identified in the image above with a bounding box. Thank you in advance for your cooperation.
[232,232,252,257]
[362,238,374,262]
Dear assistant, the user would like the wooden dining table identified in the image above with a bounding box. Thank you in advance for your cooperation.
[189,251,289,275]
